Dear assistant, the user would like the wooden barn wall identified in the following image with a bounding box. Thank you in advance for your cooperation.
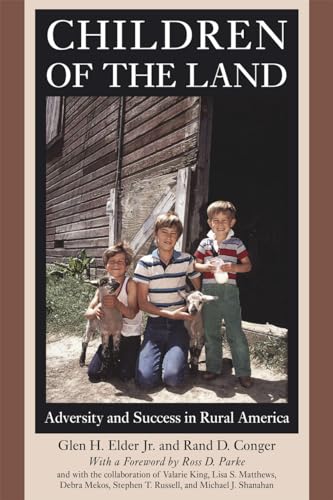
[120,95,201,264]
[45,96,201,271]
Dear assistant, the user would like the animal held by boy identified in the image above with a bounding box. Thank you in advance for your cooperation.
[79,276,122,372]
[180,290,218,373]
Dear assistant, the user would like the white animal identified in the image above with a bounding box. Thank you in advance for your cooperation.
[180,290,218,373]
[79,276,122,373]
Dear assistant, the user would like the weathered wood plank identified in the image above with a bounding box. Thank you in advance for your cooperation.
[55,216,109,234]
[47,122,118,185]
[47,172,114,213]
[56,226,109,241]
[46,249,79,258]
[49,193,110,220]
[47,147,117,202]
[64,238,109,249]
[240,321,288,338]
[122,106,200,159]
[122,135,198,178]
[47,214,81,228]
[120,96,148,118]
[129,188,176,255]
[62,103,119,156]
[174,167,191,252]
[46,194,82,215]
[80,182,114,204]
[46,126,118,187]
[47,98,119,178]
[63,96,88,116]
[46,227,56,237]
[47,245,104,260]
[64,96,108,135]
[47,207,106,228]
[124,96,165,130]
[64,96,98,122]
[47,148,117,198]
[56,101,117,158]
[47,190,111,219]
[122,122,198,169]
[123,97,197,145]
[48,97,101,167]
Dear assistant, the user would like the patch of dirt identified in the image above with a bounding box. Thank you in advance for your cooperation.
[46,335,287,404]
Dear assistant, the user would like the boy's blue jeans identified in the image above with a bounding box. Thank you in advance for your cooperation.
[202,283,251,377]
[88,335,141,380]
[136,317,189,388]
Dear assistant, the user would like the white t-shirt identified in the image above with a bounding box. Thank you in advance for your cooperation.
[117,276,142,337]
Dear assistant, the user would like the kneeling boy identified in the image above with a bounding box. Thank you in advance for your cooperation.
[85,242,142,382]
[134,212,201,388]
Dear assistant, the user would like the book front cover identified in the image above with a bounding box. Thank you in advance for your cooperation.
[25,0,309,498]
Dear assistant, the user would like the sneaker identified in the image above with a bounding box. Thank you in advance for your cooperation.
[238,376,253,388]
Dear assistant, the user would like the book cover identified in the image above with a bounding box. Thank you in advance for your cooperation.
[0,0,313,498]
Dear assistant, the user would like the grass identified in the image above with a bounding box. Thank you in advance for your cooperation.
[248,335,288,373]
[223,333,288,374]
[46,273,95,337]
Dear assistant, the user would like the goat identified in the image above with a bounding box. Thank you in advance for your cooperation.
[79,276,122,377]
[180,290,218,373]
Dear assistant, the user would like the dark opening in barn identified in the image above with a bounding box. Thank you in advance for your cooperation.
[207,94,290,328]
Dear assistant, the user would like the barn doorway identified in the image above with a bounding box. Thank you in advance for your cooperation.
[207,94,295,328]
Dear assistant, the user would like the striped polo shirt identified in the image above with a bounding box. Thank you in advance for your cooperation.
[133,249,200,317]
[194,230,248,286]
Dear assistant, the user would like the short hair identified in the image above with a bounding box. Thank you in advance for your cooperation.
[207,200,237,220]
[154,211,183,238]
[102,241,133,267]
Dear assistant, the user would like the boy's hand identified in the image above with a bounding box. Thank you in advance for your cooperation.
[221,262,235,273]
[167,307,194,321]
[85,303,103,320]
[201,262,217,272]
[94,304,104,319]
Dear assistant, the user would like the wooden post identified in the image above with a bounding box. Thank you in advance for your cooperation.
[186,96,213,252]
[106,188,117,247]
[175,167,191,252]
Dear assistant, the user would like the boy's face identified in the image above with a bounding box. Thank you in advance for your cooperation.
[155,226,179,252]
[208,211,236,239]
[105,252,128,279]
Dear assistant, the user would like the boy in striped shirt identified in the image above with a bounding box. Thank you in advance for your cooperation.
[194,200,253,388]
[134,212,201,388]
